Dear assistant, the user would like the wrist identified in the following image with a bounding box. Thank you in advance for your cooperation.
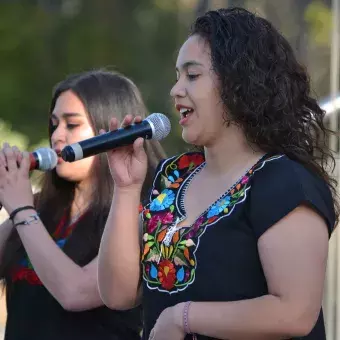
[9,205,35,221]
[13,209,37,222]
[173,302,186,332]
[114,185,143,197]
[182,301,195,335]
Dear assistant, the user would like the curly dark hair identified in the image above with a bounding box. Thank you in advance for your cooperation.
[191,7,339,221]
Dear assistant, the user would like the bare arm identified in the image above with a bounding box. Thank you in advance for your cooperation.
[166,206,328,339]
[0,145,104,311]
[97,115,152,310]
[98,188,142,310]
[0,218,14,262]
[13,209,104,311]
[0,147,18,262]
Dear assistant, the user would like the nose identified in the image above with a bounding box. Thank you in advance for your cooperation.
[170,79,186,98]
[51,124,66,146]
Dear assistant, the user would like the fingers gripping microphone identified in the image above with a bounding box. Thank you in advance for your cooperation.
[0,147,58,212]
[29,147,58,171]
[61,113,171,162]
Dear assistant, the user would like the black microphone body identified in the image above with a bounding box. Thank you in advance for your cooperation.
[62,121,152,162]
[61,113,170,162]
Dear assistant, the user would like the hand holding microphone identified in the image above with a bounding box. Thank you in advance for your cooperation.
[0,146,58,172]
[104,114,150,190]
[60,113,171,191]
[0,144,58,213]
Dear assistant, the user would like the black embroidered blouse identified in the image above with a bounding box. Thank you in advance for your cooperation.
[141,152,335,340]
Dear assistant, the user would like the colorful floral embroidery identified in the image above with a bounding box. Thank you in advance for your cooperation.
[150,189,175,211]
[141,153,283,294]
[11,214,81,285]
[177,153,205,170]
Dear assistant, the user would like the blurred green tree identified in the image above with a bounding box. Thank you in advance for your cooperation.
[1,0,335,156]
[0,0,192,155]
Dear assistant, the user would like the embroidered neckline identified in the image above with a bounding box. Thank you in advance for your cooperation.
[141,152,283,294]
[176,154,268,231]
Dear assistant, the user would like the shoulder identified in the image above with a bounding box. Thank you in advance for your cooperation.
[251,154,333,199]
[247,154,336,238]
[252,154,307,179]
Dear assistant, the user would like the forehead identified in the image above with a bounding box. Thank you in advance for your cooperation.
[176,35,211,69]
[52,90,87,117]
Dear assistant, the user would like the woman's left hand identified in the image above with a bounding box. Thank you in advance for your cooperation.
[0,143,34,214]
[149,303,186,340]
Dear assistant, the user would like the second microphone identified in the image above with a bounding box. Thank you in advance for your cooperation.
[61,113,171,162]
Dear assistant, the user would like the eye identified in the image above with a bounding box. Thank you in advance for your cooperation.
[187,74,199,80]
[67,124,79,129]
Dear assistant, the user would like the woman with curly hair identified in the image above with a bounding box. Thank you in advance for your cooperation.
[98,7,338,340]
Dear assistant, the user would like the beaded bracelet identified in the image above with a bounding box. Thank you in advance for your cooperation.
[183,301,197,339]
[183,301,193,334]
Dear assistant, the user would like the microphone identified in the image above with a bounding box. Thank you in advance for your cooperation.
[0,147,58,212]
[29,147,58,171]
[61,113,171,162]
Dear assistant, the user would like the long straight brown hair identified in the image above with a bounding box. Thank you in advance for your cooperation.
[0,70,166,284]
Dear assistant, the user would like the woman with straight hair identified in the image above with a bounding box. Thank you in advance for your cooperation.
[0,69,166,340]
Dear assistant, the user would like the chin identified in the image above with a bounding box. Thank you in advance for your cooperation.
[55,166,79,182]
[182,130,204,146]
[56,159,93,181]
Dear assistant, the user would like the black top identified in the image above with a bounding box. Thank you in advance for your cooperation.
[140,152,335,340]
[5,213,142,340]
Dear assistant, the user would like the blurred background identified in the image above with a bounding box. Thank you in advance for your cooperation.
[1,0,340,338]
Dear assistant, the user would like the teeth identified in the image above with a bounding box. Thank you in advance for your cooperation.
[179,108,193,117]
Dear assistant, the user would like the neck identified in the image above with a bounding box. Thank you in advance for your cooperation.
[71,179,92,219]
[203,124,264,176]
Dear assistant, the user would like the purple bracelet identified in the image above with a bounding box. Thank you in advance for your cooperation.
[183,301,193,334]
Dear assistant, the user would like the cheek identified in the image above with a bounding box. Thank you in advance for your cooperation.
[192,80,220,106]
[56,156,95,181]
[206,89,225,121]
[68,126,95,144]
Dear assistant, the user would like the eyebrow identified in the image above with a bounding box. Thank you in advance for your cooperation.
[51,112,83,120]
[176,61,204,72]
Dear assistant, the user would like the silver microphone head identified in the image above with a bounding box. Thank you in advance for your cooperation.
[35,147,58,171]
[145,113,171,141]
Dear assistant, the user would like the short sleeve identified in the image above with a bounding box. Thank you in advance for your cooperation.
[246,156,336,240]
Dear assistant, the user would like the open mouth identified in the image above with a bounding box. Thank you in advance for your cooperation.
[54,149,62,157]
[180,108,194,118]
[54,149,63,164]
